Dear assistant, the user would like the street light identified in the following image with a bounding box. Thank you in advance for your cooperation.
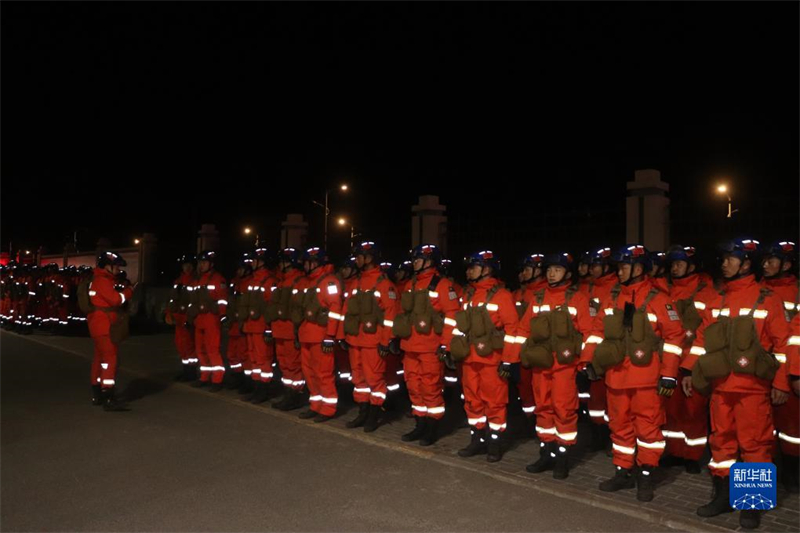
[243,226,259,246]
[313,183,349,249]
[338,217,357,249]
[715,183,737,218]
[134,239,141,245]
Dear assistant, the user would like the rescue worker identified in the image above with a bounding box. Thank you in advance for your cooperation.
[187,251,229,392]
[440,257,465,395]
[515,252,594,478]
[577,247,617,450]
[448,250,518,462]
[271,248,308,411]
[394,244,459,446]
[587,244,686,502]
[87,251,134,411]
[166,255,198,382]
[295,247,343,422]
[650,251,667,284]
[515,254,547,422]
[760,240,799,493]
[334,256,358,385]
[238,248,281,403]
[577,252,591,288]
[681,238,791,529]
[659,245,714,474]
[338,241,399,432]
[226,255,252,390]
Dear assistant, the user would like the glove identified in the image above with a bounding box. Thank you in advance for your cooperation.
[264,330,274,343]
[584,363,600,381]
[657,376,677,397]
[436,344,449,361]
[442,353,456,371]
[378,344,390,358]
[321,338,336,353]
[388,337,401,355]
[338,339,349,351]
[576,368,590,393]
[220,315,228,324]
[498,362,519,382]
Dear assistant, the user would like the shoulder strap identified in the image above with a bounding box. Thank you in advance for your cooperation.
[638,288,660,313]
[465,286,476,302]
[750,288,772,316]
[564,285,577,305]
[428,275,442,293]
[689,280,707,300]
[485,284,502,303]
[610,284,622,306]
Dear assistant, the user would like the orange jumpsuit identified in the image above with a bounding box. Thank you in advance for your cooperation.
[335,276,359,384]
[515,278,548,417]
[226,274,249,375]
[273,268,305,391]
[190,270,229,384]
[242,267,280,383]
[88,268,133,389]
[166,272,197,368]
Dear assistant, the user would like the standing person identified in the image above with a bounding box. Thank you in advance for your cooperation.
[226,255,252,390]
[761,240,799,493]
[514,253,547,422]
[682,239,792,529]
[588,245,686,502]
[659,245,715,474]
[516,252,593,478]
[334,256,359,385]
[339,241,399,432]
[241,248,280,404]
[449,250,518,462]
[85,252,134,411]
[271,248,308,411]
[393,244,460,446]
[187,251,229,392]
[295,247,343,422]
[166,255,198,381]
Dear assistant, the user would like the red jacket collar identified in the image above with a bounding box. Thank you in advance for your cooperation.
[468,277,500,292]
[764,274,798,288]
[306,264,334,282]
[723,274,758,292]
[93,268,114,280]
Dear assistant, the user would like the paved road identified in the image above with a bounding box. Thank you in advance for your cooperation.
[0,331,674,532]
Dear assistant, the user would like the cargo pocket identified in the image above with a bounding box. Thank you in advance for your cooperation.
[520,341,554,369]
[392,314,412,338]
[450,336,471,362]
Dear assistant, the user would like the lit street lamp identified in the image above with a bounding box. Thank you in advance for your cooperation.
[313,183,349,249]
[243,226,259,246]
[338,217,359,250]
[716,183,738,218]
[134,238,141,245]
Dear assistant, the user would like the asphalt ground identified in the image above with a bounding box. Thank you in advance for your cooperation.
[0,331,675,532]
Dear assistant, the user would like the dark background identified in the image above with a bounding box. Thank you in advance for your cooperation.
[2,2,798,281]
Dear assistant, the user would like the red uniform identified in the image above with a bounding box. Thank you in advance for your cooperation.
[515,283,594,446]
[166,272,198,369]
[454,277,519,433]
[762,274,799,457]
[297,265,343,417]
[661,273,714,461]
[514,278,548,417]
[682,274,792,477]
[189,270,228,385]
[88,268,133,389]
[443,278,464,390]
[273,268,305,391]
[226,274,249,375]
[589,277,685,470]
[335,275,359,384]
[337,266,399,407]
[242,268,279,383]
[400,270,460,420]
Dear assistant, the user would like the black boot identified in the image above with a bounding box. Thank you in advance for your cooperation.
[346,403,369,429]
[419,418,439,446]
[313,412,333,423]
[782,455,799,493]
[91,385,103,406]
[298,409,317,419]
[739,510,761,530]
[250,382,270,404]
[275,389,306,411]
[180,365,198,382]
[238,376,255,395]
[636,465,656,502]
[458,427,488,457]
[102,388,130,412]
[599,466,635,492]
[685,459,702,474]
[526,442,556,473]
[402,417,428,442]
[553,445,570,480]
[207,382,223,393]
[242,381,260,402]
[226,372,243,390]
[486,430,503,463]
[363,404,382,433]
[696,476,732,517]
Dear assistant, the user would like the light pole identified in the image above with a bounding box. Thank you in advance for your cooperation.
[244,226,259,246]
[716,184,738,218]
[313,184,349,249]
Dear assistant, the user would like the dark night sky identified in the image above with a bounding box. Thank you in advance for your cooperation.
[2,2,798,266]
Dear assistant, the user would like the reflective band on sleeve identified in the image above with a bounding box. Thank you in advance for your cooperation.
[428,291,439,298]
[636,439,666,450]
[489,422,507,431]
[485,303,499,312]
[690,346,706,356]
[585,335,604,344]
[444,376,459,383]
[370,392,386,400]
[522,406,536,414]
[453,328,466,337]
[354,387,371,394]
[647,313,658,323]
[785,301,797,311]
[612,443,636,455]
[383,319,394,327]
[789,336,800,347]
[684,436,708,447]
[694,301,707,310]
[102,379,116,386]
[663,343,683,355]
[206,285,216,290]
[604,308,614,316]
[427,406,446,415]
[515,336,528,344]
[708,459,736,470]
[373,291,381,298]
[752,310,768,319]
[217,300,228,306]
[412,405,429,413]
[504,335,516,344]
[775,354,787,364]
[328,312,344,321]
[89,290,97,296]
[444,318,458,327]
[778,432,800,445]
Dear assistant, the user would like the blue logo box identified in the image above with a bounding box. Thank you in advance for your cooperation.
[730,462,777,511]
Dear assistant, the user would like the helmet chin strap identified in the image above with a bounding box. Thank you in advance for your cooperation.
[548,278,569,288]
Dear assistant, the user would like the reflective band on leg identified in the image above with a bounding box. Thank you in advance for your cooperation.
[778,432,800,445]
[489,422,507,431]
[684,436,708,447]
[636,439,666,450]
[612,443,636,455]
[354,387,371,394]
[556,430,578,442]
[309,395,323,402]
[387,384,400,391]
[708,459,736,470]
[371,392,387,400]
[662,430,686,439]
[321,397,338,405]
[412,405,429,413]
[468,416,487,425]
[589,410,606,418]
[536,426,558,435]
[427,406,445,415]
[102,379,116,386]
[522,406,536,414]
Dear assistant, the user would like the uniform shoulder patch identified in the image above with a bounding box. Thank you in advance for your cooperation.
[665,303,680,321]
[388,288,397,300]
[327,282,339,295]
[448,286,458,301]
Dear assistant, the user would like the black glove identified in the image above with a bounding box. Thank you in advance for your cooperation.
[442,353,456,371]
[498,362,518,382]
[657,376,677,397]
[264,329,274,343]
[378,344,390,358]
[338,339,349,351]
[321,338,336,354]
[436,344,449,361]
[388,337,401,355]
[576,368,591,393]
[584,363,600,381]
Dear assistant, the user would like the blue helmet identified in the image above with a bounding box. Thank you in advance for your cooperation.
[302,246,329,265]
[409,244,442,267]
[542,252,575,271]
[464,250,501,273]
[97,251,127,268]
[352,240,381,260]
[277,248,301,268]
[589,247,613,265]
[520,253,544,271]
[612,244,652,272]
[762,240,797,264]
[717,238,760,262]
[665,245,698,265]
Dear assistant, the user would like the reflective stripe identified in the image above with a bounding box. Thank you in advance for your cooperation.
[309,395,322,402]
[536,426,558,435]
[373,291,381,298]
[522,406,536,414]
[252,369,262,374]
[785,301,797,311]
[182,359,192,364]
[485,303,499,312]
[200,366,214,371]
[775,353,787,364]
[589,410,606,418]
[468,416,487,425]
[444,376,459,383]
[690,346,706,356]
[328,312,344,321]
[778,432,800,445]
[387,384,400,391]
[585,335,604,344]
[383,319,394,328]
[354,387,371,393]
[281,378,293,385]
[230,363,243,369]
[217,300,228,306]
[647,313,658,323]
[453,328,466,337]
[694,301,707,310]
[244,370,253,375]
[88,290,97,296]
[636,439,666,450]
[504,335,516,344]
[261,372,274,379]
[444,317,458,327]
[371,392,387,399]
[206,285,216,290]
[427,406,446,415]
[708,459,736,470]
[101,363,109,370]
[662,430,686,439]
[556,430,578,442]
[604,308,614,316]
[578,392,591,399]
[789,336,800,347]
[515,336,528,344]
[413,405,428,413]
[428,291,439,298]
[327,285,338,295]
[321,397,338,404]
[612,443,636,455]
[396,370,405,375]
[489,422,507,431]
[663,343,683,355]
[102,379,116,386]
[567,307,577,316]
[540,305,551,312]
[339,373,352,379]
[684,436,708,447]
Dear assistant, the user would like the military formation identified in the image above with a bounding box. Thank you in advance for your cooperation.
[5,238,798,529]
